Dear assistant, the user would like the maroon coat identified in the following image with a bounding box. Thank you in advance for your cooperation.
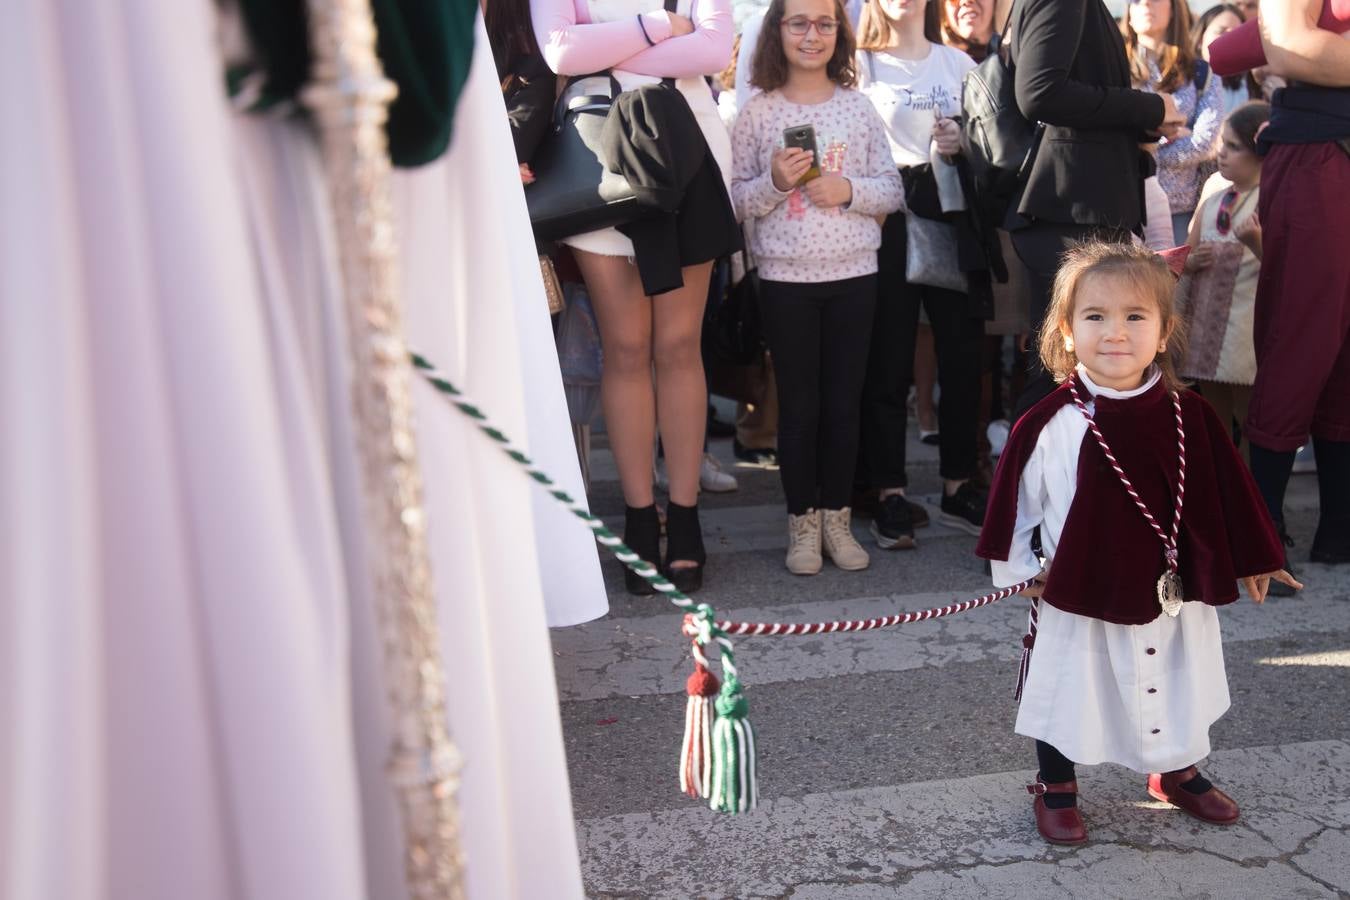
[976,375,1285,625]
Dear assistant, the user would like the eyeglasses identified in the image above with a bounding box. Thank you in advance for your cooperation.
[782,16,839,35]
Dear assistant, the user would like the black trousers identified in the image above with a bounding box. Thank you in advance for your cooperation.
[760,276,877,515]
[1010,222,1133,419]
[860,212,984,489]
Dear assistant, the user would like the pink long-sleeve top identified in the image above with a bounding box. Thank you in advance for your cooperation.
[530,0,733,83]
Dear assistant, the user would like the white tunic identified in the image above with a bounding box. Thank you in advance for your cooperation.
[4,6,590,897]
[991,367,1231,774]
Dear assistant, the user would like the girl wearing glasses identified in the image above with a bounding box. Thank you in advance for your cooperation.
[1178,100,1269,460]
[1123,0,1227,247]
[731,0,904,575]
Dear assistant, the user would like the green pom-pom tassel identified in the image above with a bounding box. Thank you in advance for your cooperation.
[709,676,757,813]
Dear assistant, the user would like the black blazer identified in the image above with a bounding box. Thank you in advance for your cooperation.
[1010,0,1165,229]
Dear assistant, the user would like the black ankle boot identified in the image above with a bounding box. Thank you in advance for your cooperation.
[664,501,707,594]
[623,504,662,596]
[1312,438,1350,564]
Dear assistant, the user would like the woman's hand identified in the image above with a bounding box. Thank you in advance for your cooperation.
[519,163,535,185]
[932,117,962,157]
[1019,560,1053,598]
[1153,92,1185,139]
[1241,569,1303,604]
[803,174,853,208]
[1185,241,1216,273]
[665,10,695,36]
[1235,211,1263,258]
[771,147,814,191]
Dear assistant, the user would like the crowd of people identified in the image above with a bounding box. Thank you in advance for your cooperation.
[488,0,1349,851]
[491,0,1346,588]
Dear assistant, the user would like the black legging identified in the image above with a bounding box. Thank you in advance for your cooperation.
[759,276,877,515]
[859,213,984,489]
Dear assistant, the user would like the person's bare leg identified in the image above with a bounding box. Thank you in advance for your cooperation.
[575,249,656,508]
[652,261,713,564]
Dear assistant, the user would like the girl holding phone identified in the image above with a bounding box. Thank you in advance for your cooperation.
[731,0,904,576]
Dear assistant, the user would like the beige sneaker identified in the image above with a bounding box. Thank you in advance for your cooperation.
[822,507,870,571]
[786,509,823,576]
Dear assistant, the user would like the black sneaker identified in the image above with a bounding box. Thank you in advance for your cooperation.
[1269,530,1301,597]
[733,438,778,469]
[870,494,916,550]
[939,482,987,536]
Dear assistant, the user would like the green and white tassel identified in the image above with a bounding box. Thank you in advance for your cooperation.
[709,675,757,813]
[412,351,757,814]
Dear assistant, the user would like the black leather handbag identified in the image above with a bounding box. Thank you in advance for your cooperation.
[960,22,1044,219]
[525,73,641,241]
[524,0,678,241]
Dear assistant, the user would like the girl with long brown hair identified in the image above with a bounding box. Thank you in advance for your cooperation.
[732,0,904,575]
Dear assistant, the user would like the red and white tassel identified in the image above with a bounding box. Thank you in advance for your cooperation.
[1015,596,1039,701]
[679,641,720,798]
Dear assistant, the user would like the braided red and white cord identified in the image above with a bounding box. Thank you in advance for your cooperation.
[1066,378,1187,575]
[681,578,1036,638]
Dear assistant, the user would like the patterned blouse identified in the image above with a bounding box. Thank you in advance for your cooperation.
[1142,54,1226,217]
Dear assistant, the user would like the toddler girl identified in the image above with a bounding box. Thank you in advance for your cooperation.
[731,0,904,575]
[976,242,1298,846]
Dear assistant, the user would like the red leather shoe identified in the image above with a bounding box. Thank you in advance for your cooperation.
[1028,779,1088,845]
[1147,767,1240,825]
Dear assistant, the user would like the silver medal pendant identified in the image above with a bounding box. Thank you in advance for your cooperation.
[1157,570,1184,618]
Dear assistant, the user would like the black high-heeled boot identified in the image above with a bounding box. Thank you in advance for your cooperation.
[664,501,707,594]
[623,504,662,596]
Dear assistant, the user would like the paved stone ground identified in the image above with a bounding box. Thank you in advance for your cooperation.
[552,416,1350,899]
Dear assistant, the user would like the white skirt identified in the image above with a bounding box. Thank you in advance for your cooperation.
[1015,600,1231,774]
[563,76,733,258]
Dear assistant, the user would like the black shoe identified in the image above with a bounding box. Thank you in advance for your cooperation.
[871,494,916,550]
[1269,530,1300,597]
[664,501,707,594]
[733,438,778,469]
[708,405,736,439]
[622,504,662,596]
[908,500,930,529]
[939,483,987,536]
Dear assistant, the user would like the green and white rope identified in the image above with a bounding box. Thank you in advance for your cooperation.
[410,352,742,682]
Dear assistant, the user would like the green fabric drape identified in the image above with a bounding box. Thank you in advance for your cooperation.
[233,0,478,167]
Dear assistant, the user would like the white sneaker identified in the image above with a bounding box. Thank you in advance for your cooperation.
[786,509,823,575]
[655,453,739,493]
[987,419,1010,458]
[821,507,870,571]
[700,452,738,492]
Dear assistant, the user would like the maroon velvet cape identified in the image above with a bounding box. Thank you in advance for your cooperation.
[976,375,1286,625]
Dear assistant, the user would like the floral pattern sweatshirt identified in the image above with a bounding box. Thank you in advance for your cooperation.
[731,86,905,284]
